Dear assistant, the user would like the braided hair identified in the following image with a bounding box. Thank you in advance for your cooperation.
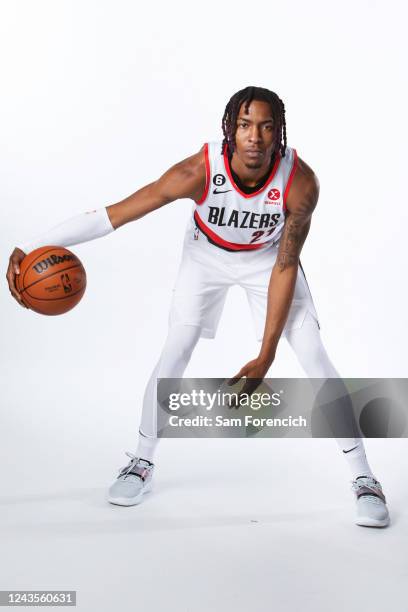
[221,86,287,159]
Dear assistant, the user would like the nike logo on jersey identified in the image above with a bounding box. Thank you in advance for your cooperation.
[208,206,281,229]
[213,188,232,194]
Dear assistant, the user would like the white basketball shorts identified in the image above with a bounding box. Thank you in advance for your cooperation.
[168,218,320,341]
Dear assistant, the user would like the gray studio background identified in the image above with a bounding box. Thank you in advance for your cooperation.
[1,1,407,611]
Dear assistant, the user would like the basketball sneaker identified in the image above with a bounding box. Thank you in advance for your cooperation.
[108,452,154,506]
[352,475,390,527]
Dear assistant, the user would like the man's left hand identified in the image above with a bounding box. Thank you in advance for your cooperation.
[227,357,273,405]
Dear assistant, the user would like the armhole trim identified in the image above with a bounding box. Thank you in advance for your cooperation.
[283,148,298,213]
[195,143,210,205]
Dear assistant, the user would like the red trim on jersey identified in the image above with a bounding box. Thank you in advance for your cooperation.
[223,144,282,199]
[283,149,298,213]
[195,143,210,205]
[194,210,269,251]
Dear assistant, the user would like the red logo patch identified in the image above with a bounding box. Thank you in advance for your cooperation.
[267,188,280,201]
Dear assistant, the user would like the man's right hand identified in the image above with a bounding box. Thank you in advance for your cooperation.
[6,248,28,308]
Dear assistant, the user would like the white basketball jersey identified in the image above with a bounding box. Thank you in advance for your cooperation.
[193,141,298,251]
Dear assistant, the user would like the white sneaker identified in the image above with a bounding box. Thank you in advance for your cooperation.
[352,475,390,527]
[108,452,154,506]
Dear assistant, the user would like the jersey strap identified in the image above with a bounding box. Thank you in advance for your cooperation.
[195,143,210,205]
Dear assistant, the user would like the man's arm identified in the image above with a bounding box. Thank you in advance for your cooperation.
[106,148,206,228]
[228,157,319,393]
[7,147,207,307]
[258,158,319,363]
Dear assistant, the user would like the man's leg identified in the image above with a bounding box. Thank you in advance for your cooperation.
[284,312,374,480]
[108,324,201,506]
[284,313,390,526]
[136,324,202,460]
[108,220,233,505]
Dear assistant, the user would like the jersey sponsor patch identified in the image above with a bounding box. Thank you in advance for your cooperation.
[267,188,281,200]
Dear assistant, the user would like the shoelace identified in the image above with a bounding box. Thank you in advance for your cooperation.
[118,452,151,480]
[119,452,142,479]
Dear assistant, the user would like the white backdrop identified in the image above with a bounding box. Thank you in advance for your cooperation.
[2,0,407,382]
[1,2,407,610]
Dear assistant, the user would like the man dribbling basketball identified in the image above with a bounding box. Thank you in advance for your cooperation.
[7,86,390,527]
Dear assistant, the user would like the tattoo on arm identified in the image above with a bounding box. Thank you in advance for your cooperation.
[276,214,311,271]
[276,162,319,272]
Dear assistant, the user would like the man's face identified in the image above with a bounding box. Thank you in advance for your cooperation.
[233,99,276,169]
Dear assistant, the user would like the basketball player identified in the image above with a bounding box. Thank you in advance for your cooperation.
[7,86,389,527]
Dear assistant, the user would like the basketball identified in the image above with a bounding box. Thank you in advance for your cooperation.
[16,246,87,315]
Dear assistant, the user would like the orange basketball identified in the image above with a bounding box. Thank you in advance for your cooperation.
[16,246,87,315]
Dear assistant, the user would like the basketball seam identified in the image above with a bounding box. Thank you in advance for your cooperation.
[23,287,86,302]
[20,264,84,293]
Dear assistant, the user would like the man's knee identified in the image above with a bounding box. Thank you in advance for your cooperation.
[165,324,201,362]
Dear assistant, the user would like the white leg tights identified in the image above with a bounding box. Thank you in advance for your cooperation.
[284,313,374,479]
[136,325,202,460]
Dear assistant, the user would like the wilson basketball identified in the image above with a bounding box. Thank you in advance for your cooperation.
[16,246,87,315]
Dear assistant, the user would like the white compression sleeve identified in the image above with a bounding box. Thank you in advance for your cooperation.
[16,207,115,254]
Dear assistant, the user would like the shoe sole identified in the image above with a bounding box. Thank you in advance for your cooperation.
[355,516,390,528]
[107,482,153,507]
